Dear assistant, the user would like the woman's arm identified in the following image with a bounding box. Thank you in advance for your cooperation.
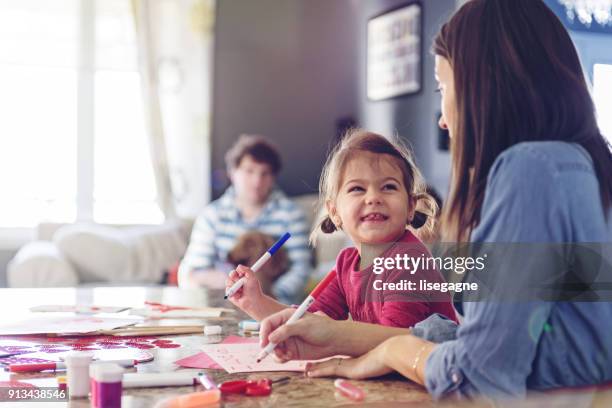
[259,309,411,361]
[304,334,436,384]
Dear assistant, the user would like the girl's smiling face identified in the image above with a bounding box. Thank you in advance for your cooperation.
[327,151,414,246]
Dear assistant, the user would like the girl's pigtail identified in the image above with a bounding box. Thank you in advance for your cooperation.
[409,192,440,242]
[411,211,428,229]
[321,216,337,234]
[310,215,337,246]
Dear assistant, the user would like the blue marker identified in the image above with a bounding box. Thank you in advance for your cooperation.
[224,232,291,299]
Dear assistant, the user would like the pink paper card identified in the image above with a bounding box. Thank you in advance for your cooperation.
[174,335,257,369]
[200,342,306,373]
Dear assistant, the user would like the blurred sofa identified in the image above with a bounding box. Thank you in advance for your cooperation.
[7,194,348,288]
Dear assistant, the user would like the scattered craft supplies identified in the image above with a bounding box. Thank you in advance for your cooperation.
[0,335,181,354]
[0,335,189,369]
[129,302,234,319]
[0,335,184,371]
[97,325,204,337]
[0,316,143,336]
[28,302,234,319]
[29,305,130,314]
[0,312,206,337]
[0,346,154,371]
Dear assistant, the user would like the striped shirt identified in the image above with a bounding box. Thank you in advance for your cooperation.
[180,186,312,303]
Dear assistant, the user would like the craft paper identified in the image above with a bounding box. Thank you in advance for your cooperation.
[200,343,307,373]
[0,347,153,365]
[129,308,233,319]
[174,335,257,369]
[30,305,129,313]
[175,350,223,369]
[0,316,142,335]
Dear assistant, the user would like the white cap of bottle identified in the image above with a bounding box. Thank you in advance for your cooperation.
[93,363,124,383]
[64,351,94,398]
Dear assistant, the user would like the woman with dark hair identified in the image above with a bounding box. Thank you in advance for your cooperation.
[257,0,612,399]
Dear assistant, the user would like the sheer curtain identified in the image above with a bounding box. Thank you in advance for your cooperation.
[131,0,215,220]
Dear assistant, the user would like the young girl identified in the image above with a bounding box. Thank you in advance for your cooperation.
[226,129,457,328]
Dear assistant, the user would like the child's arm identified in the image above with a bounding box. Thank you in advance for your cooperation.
[226,265,288,321]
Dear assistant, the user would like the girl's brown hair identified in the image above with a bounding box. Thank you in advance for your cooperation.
[311,129,437,244]
[433,0,612,242]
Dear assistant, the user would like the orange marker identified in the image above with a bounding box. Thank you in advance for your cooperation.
[334,379,365,401]
[155,389,221,408]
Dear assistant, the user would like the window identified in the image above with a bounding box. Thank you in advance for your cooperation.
[0,0,162,229]
[594,63,612,144]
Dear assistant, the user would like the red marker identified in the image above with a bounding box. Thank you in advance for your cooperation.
[8,359,137,373]
[257,270,337,362]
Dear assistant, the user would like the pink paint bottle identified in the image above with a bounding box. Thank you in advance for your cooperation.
[92,363,124,408]
[89,363,99,406]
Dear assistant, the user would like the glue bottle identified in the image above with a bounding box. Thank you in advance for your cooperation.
[64,351,93,398]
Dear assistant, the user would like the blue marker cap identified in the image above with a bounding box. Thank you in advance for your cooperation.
[268,232,291,255]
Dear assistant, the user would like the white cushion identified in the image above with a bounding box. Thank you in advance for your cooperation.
[7,241,78,287]
[53,222,187,283]
[54,224,131,283]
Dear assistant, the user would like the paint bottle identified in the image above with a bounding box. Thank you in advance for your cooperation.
[93,363,123,408]
[56,375,67,392]
[239,320,260,331]
[204,325,222,335]
[64,351,93,398]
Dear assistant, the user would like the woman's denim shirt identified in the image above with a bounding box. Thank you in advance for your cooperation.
[420,141,612,399]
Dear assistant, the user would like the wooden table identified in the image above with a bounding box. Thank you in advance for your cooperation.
[1,286,611,407]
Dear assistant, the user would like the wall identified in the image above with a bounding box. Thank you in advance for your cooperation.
[355,0,456,198]
[211,0,360,198]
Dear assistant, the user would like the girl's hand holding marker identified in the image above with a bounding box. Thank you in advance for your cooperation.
[225,232,290,299]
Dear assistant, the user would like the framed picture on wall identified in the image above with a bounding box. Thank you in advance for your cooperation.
[367,2,422,101]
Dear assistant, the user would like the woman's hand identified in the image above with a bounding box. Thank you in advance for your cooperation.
[225,265,264,313]
[259,309,342,362]
[306,335,434,386]
[304,341,393,380]
[260,310,414,362]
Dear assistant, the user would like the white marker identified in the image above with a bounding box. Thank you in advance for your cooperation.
[257,270,337,362]
[122,372,200,388]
